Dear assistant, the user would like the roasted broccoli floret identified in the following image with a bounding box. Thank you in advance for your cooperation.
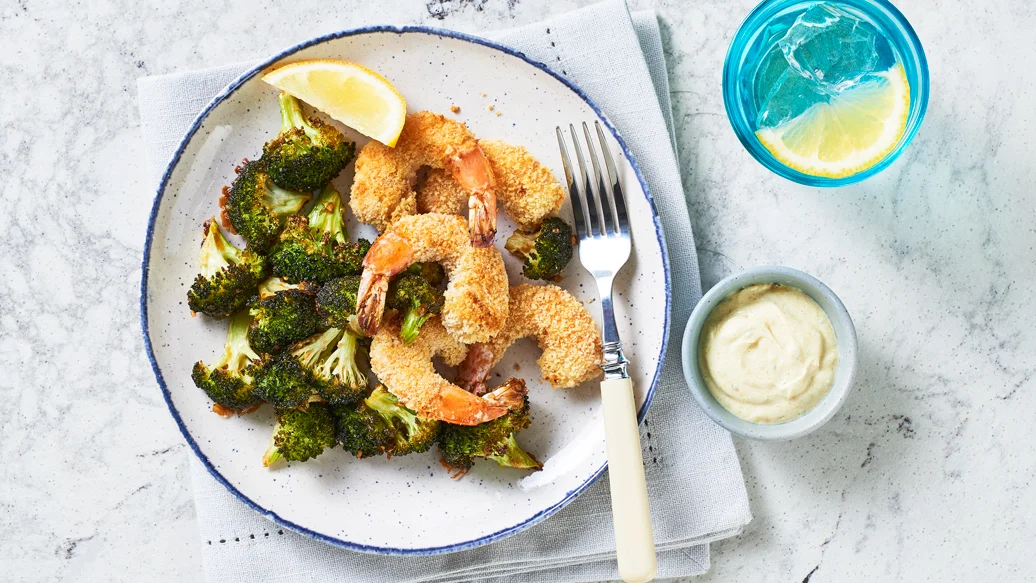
[262,402,337,467]
[191,311,262,414]
[262,92,356,192]
[186,218,268,318]
[438,391,542,474]
[340,239,371,276]
[253,327,339,408]
[269,185,369,284]
[312,329,370,406]
[316,275,360,329]
[333,402,395,459]
[254,327,368,408]
[387,274,444,344]
[504,216,574,280]
[248,287,324,353]
[222,159,312,252]
[334,386,440,458]
[253,353,313,409]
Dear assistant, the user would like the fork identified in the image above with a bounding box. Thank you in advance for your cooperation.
[557,122,657,583]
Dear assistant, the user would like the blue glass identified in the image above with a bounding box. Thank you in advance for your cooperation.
[723,0,929,186]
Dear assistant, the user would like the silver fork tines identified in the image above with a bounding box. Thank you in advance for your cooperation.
[556,121,632,379]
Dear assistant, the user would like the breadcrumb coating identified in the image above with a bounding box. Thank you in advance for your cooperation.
[486,284,602,388]
[416,140,566,230]
[382,214,509,343]
[370,318,511,425]
[351,111,479,232]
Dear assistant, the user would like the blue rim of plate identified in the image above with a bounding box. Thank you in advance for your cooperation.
[140,24,672,556]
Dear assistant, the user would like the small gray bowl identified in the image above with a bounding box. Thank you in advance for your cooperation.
[681,266,858,440]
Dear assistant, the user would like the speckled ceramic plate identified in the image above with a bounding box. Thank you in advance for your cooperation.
[141,26,671,555]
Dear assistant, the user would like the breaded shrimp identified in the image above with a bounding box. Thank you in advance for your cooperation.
[417,140,566,230]
[458,284,602,392]
[350,111,497,247]
[370,318,526,425]
[356,213,509,343]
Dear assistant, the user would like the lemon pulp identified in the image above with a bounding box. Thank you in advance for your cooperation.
[756,63,910,178]
[263,60,407,147]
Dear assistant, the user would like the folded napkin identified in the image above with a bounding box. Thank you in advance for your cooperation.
[138,1,751,581]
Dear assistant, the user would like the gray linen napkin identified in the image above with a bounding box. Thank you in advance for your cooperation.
[138,2,751,581]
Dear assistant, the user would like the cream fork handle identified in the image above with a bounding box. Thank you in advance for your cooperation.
[601,377,657,583]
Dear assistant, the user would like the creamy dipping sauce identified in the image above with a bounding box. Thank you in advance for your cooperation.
[698,283,839,424]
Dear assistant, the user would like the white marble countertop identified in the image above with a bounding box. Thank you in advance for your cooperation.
[2,0,1033,581]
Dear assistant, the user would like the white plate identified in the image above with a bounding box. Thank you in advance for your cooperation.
[142,26,671,555]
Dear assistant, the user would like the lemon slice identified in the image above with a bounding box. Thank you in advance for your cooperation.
[756,63,910,178]
[262,60,407,147]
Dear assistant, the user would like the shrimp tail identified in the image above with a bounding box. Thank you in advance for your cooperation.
[446,143,497,247]
[356,271,389,337]
[483,378,528,412]
[468,191,497,248]
[357,233,415,336]
[436,385,511,425]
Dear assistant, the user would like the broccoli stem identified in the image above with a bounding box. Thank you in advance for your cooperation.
[503,230,536,256]
[366,387,398,418]
[291,328,343,369]
[264,179,311,217]
[346,314,364,338]
[307,185,347,246]
[399,307,433,344]
[277,91,318,141]
[320,329,366,390]
[486,434,542,470]
[364,388,435,455]
[262,434,283,467]
[367,388,415,433]
[225,311,261,373]
[258,277,299,299]
[199,220,241,278]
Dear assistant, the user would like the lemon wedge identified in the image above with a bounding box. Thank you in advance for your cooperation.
[756,63,910,178]
[262,60,407,147]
